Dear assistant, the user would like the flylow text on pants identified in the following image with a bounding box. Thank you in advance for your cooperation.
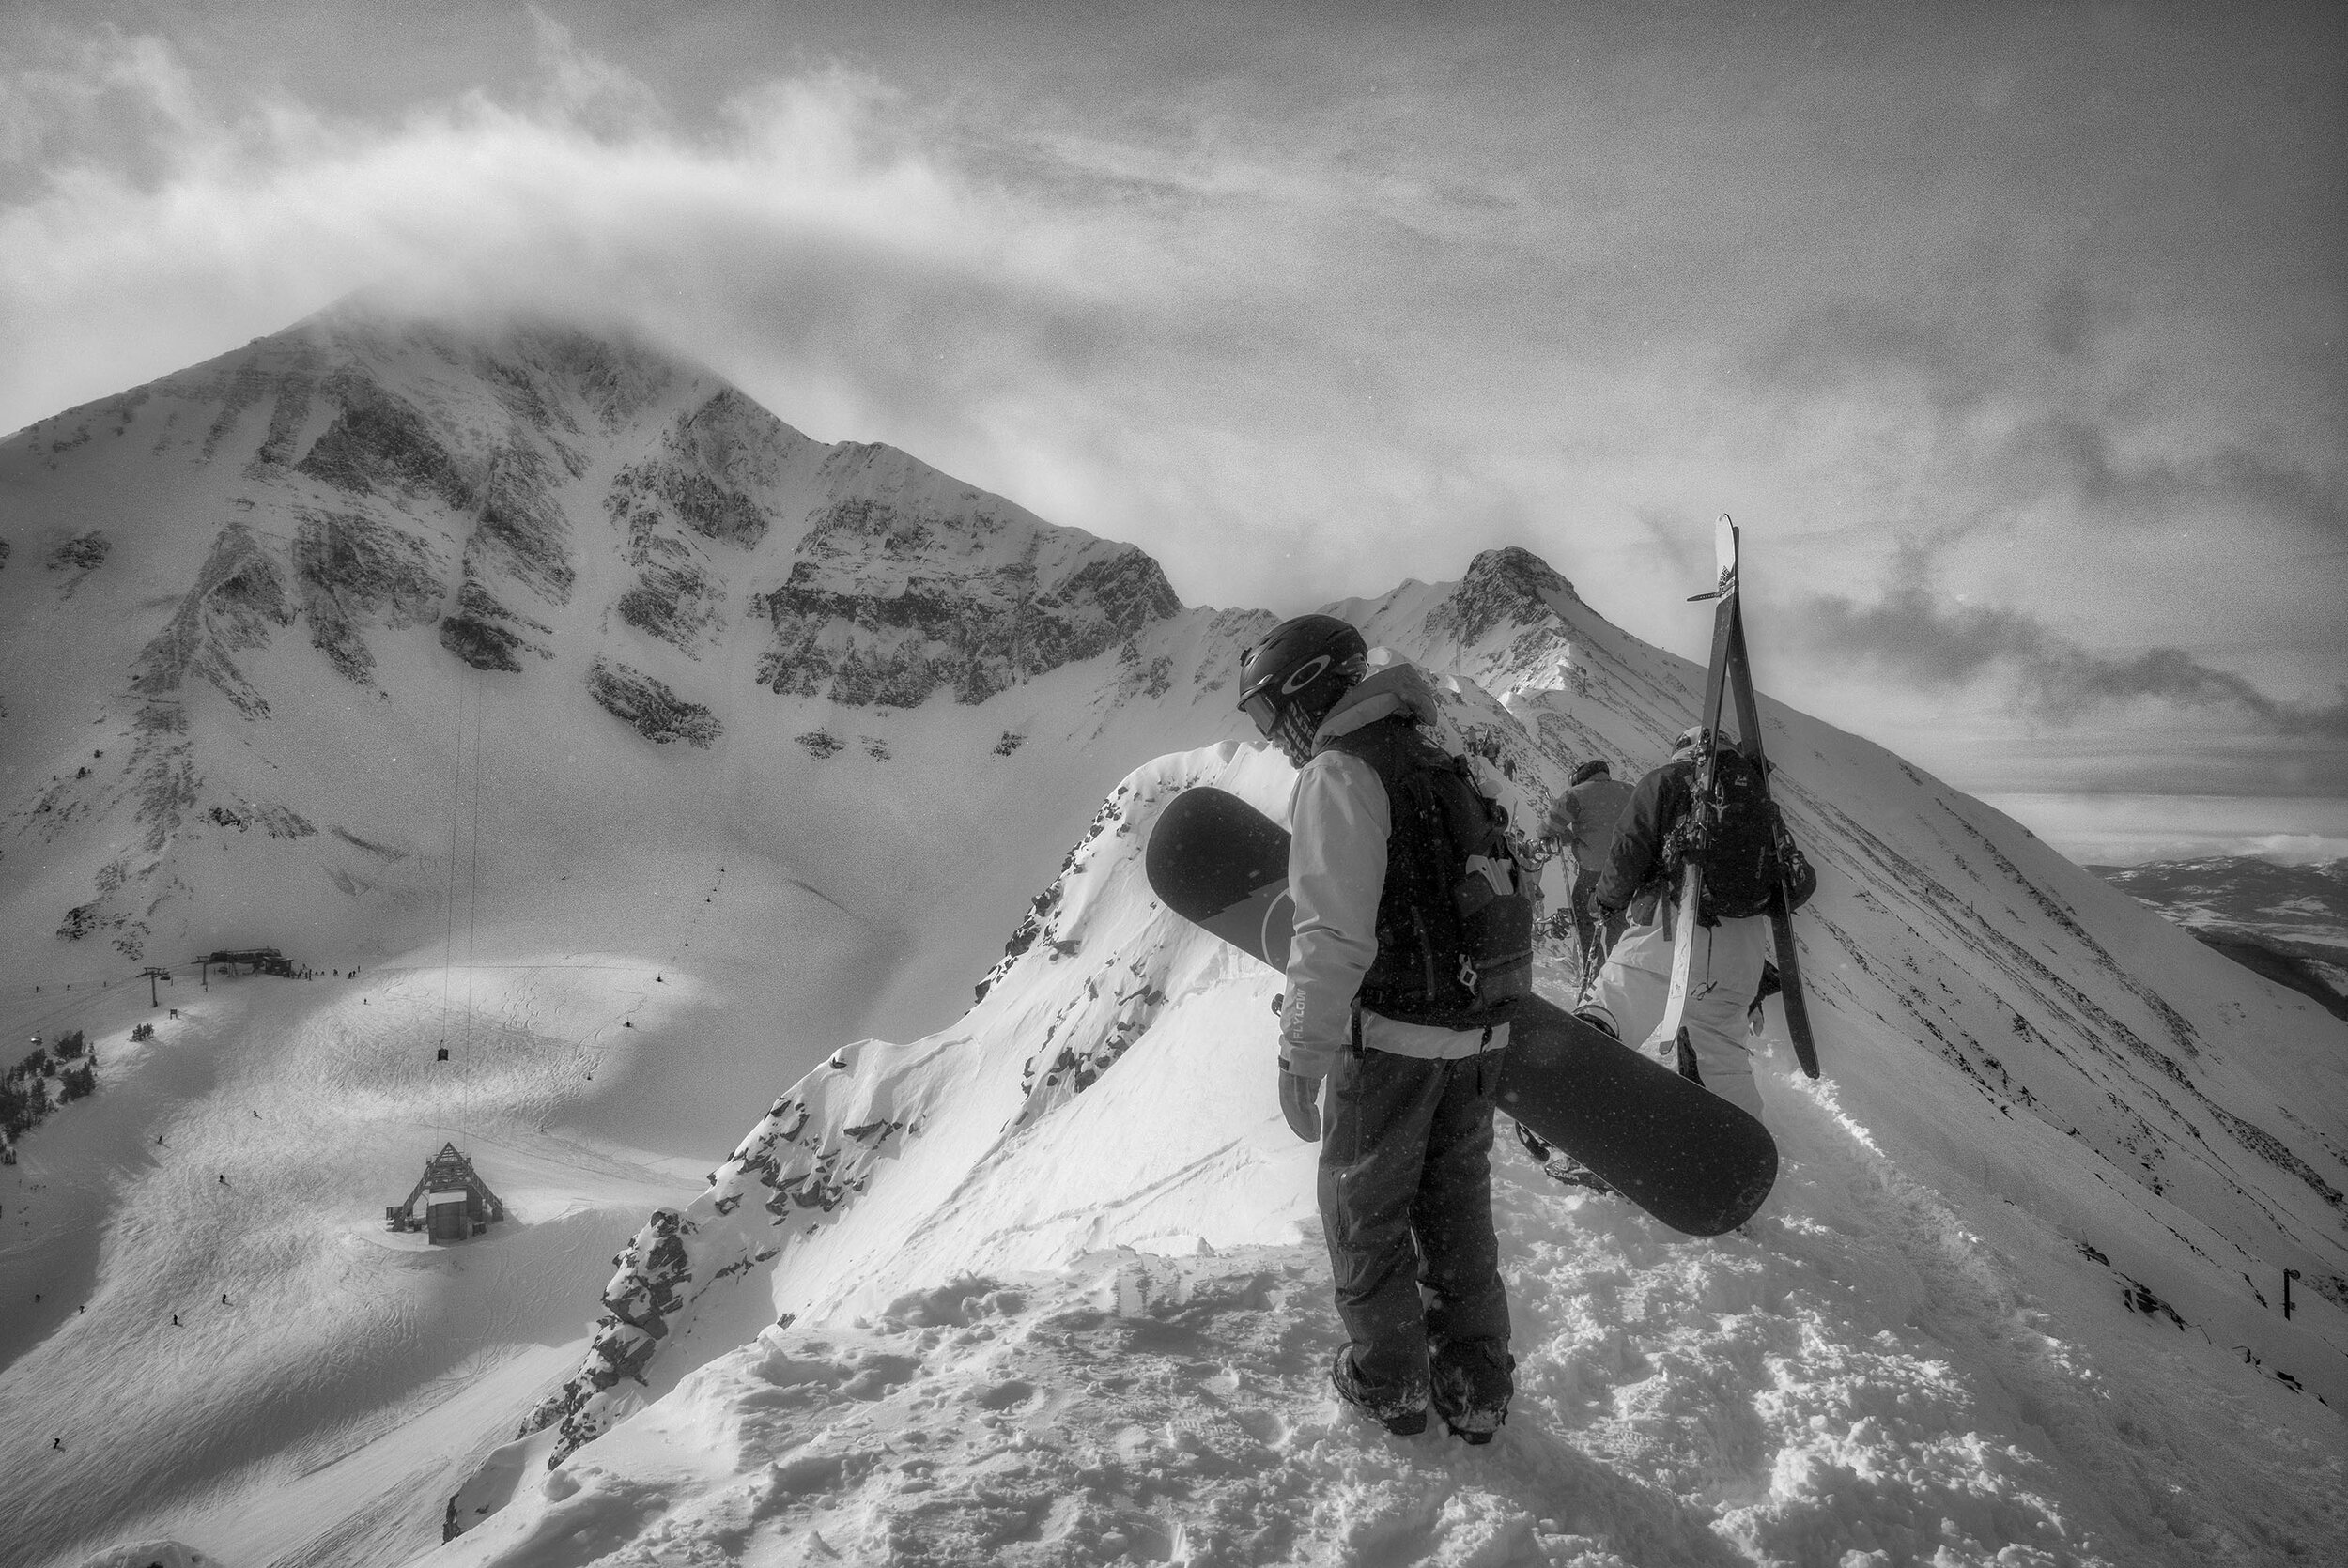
[1318,1038,1512,1406]
[1582,910,1769,1123]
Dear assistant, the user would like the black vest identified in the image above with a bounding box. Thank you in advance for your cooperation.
[1318,715,1521,1028]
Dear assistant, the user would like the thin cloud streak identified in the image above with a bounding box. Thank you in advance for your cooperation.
[1800,559,2348,740]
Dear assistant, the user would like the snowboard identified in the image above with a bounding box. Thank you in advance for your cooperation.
[1659,515,1821,1079]
[1146,785,1778,1237]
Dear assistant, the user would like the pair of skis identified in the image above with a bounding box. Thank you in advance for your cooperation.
[1646,516,1820,1080]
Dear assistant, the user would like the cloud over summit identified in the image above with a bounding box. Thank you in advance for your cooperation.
[2,3,2341,838]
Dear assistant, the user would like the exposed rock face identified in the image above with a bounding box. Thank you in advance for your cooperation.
[587,656,723,747]
[754,494,1183,707]
[517,1084,912,1461]
[608,395,783,549]
[291,511,447,684]
[131,523,293,719]
[296,368,478,513]
[470,443,576,607]
[596,389,811,657]
[1425,546,1581,648]
[438,581,539,673]
[615,562,722,653]
[45,532,111,572]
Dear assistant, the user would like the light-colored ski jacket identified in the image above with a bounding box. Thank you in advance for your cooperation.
[1276,661,1512,1081]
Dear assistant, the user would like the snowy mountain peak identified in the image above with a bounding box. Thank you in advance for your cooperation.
[1424,544,1584,648]
[0,302,1197,977]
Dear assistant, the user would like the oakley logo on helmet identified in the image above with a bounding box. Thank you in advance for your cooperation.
[1279,654,1334,696]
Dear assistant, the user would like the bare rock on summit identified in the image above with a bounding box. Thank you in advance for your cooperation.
[1424,545,1581,649]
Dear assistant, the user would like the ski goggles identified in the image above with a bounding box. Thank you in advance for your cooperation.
[1240,689,1283,738]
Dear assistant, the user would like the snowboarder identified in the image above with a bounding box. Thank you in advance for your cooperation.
[1541,759,1635,984]
[1237,614,1518,1443]
[1580,727,1809,1123]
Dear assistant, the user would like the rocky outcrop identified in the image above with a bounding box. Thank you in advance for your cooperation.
[518,1082,916,1462]
[755,500,1182,707]
[587,656,722,747]
[615,562,721,653]
[291,511,448,684]
[605,388,797,550]
[1424,546,1580,649]
[437,581,546,672]
[45,532,111,572]
[131,523,293,718]
[470,444,575,606]
[295,368,477,513]
[608,453,765,550]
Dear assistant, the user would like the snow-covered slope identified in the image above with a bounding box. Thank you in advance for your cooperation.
[1,301,1272,1568]
[0,295,1246,1065]
[6,309,2345,1567]
[441,720,2348,1565]
[426,566,2348,1560]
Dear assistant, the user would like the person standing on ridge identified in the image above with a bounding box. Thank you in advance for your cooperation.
[1581,725,1809,1123]
[1541,758,1634,986]
[1238,614,1526,1444]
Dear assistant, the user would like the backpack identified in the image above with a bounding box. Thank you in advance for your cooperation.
[1663,747,1815,923]
[1323,719,1534,1028]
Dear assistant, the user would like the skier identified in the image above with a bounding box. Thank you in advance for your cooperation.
[1580,726,1809,1123]
[1238,614,1519,1443]
[1541,759,1634,984]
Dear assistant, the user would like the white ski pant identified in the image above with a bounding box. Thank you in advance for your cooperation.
[1581,909,1769,1124]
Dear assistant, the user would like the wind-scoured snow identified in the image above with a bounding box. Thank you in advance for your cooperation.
[4,310,2344,1567]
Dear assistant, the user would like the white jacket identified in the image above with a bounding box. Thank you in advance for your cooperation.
[1276,662,1511,1079]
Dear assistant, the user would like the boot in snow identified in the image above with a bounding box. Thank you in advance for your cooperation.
[1429,1343,1515,1445]
[1331,1347,1427,1437]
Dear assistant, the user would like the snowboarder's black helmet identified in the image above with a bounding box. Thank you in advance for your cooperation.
[1236,614,1369,764]
[1570,759,1611,785]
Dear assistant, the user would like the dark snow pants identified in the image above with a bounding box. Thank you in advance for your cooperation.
[1318,1040,1511,1403]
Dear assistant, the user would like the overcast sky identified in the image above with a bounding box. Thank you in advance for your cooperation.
[4,1,2341,863]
